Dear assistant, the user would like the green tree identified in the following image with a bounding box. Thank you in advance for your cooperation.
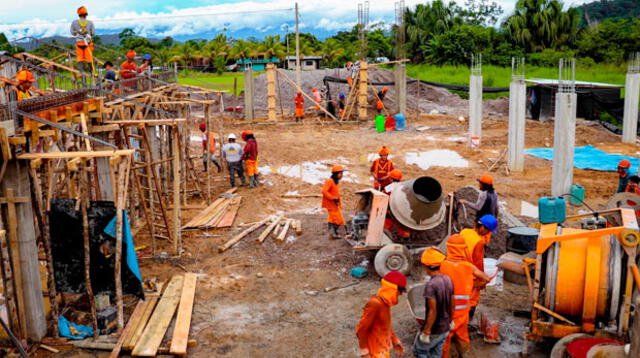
[458,0,503,26]
[205,34,230,74]
[230,39,257,60]
[320,38,345,67]
[260,35,286,59]
[403,0,462,62]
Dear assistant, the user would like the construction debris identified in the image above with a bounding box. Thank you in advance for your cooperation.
[181,189,240,230]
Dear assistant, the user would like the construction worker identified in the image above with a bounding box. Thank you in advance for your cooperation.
[459,214,498,321]
[371,146,395,191]
[617,159,632,193]
[70,6,95,74]
[441,234,490,358]
[338,93,346,118]
[312,87,322,113]
[294,90,304,122]
[199,123,221,173]
[626,175,640,195]
[459,174,498,221]
[222,134,247,188]
[139,54,153,75]
[322,165,346,239]
[383,169,411,240]
[356,271,407,358]
[376,88,388,114]
[120,51,138,80]
[241,131,259,188]
[10,70,35,101]
[414,248,454,358]
[383,169,403,195]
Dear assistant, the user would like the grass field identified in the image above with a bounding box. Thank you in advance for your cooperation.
[177,71,253,95]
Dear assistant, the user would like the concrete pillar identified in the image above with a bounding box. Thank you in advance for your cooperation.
[551,92,577,196]
[244,67,254,121]
[266,63,277,121]
[358,61,369,121]
[2,161,46,340]
[95,133,114,200]
[469,74,483,144]
[508,79,526,171]
[395,64,407,115]
[622,72,640,143]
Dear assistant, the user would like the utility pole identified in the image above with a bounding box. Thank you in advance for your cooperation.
[295,2,301,87]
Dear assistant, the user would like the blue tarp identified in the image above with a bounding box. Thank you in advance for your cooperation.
[58,316,93,339]
[524,145,639,172]
[103,210,142,283]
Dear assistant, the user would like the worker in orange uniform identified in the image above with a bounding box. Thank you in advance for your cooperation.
[241,131,259,188]
[120,51,138,80]
[70,6,95,74]
[383,169,403,195]
[440,234,490,358]
[459,214,498,321]
[625,175,640,195]
[322,166,346,239]
[376,88,388,114]
[617,159,632,193]
[382,169,410,239]
[199,123,221,173]
[356,271,407,358]
[312,87,322,113]
[371,146,395,191]
[10,70,35,101]
[459,174,498,221]
[294,91,305,122]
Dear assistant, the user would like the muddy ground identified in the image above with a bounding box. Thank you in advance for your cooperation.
[60,112,636,358]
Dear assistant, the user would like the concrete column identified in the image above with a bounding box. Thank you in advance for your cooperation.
[508,79,527,171]
[244,67,254,121]
[358,61,369,121]
[395,64,407,115]
[551,92,577,196]
[266,63,277,121]
[95,133,114,200]
[622,72,640,143]
[2,161,46,340]
[468,74,483,144]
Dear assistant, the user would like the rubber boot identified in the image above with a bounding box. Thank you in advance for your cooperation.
[249,175,256,188]
[328,223,341,240]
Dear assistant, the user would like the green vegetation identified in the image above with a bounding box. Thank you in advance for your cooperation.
[579,0,640,25]
[177,72,249,94]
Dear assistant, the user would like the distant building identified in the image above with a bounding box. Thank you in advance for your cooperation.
[236,56,280,72]
[285,56,322,71]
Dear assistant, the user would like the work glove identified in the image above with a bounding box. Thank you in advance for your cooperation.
[419,333,431,344]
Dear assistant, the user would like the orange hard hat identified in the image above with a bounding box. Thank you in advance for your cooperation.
[331,165,344,173]
[297,90,302,95]
[382,87,389,93]
[16,70,34,83]
[378,146,390,156]
[421,247,446,266]
[77,6,88,15]
[478,174,493,185]
[312,87,317,91]
[389,169,403,181]
[126,50,136,58]
[619,159,631,169]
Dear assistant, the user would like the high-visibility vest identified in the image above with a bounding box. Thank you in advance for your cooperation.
[373,159,392,177]
[204,132,216,153]
[441,259,474,313]
[14,88,31,101]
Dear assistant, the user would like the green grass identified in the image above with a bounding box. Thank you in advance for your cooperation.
[177,71,261,95]
[406,63,628,99]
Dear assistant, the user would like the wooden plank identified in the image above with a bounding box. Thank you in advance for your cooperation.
[103,119,186,125]
[5,189,27,338]
[216,197,242,228]
[122,282,165,351]
[132,276,184,357]
[0,127,12,160]
[109,300,146,358]
[257,214,284,243]
[169,273,198,356]
[17,149,134,160]
[277,219,293,242]
[218,216,272,253]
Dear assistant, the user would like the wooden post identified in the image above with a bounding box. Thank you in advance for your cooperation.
[172,127,181,256]
[0,228,20,337]
[80,161,99,337]
[358,61,369,121]
[204,103,212,205]
[233,77,238,97]
[266,63,278,121]
[114,157,131,332]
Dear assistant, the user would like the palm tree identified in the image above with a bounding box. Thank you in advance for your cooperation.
[403,0,462,62]
[260,35,286,59]
[320,39,345,67]
[205,34,230,74]
[230,39,256,60]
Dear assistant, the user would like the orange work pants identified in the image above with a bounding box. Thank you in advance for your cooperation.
[442,310,470,357]
[245,159,258,176]
[326,208,345,226]
[76,42,94,63]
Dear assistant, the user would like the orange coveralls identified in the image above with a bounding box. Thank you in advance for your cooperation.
[295,95,304,117]
[120,60,137,80]
[356,279,402,358]
[321,178,345,225]
[460,228,489,307]
[371,159,394,190]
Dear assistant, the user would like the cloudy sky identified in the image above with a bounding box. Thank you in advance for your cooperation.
[0,0,594,41]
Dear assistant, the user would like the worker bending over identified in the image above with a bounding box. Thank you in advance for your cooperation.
[222,134,246,188]
[312,87,322,113]
[356,271,406,358]
[376,88,388,114]
[199,123,221,173]
[459,214,498,321]
[441,234,490,358]
[460,174,498,221]
[382,169,410,239]
[242,131,259,188]
[414,248,454,358]
[617,159,632,193]
[294,91,304,122]
[322,166,346,239]
[11,70,35,101]
[371,146,395,191]
[70,6,95,74]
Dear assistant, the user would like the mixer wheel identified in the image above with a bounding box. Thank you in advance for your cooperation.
[374,244,412,277]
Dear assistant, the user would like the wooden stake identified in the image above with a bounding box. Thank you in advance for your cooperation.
[257,214,283,243]
[0,229,20,337]
[277,219,293,242]
[172,127,181,256]
[218,216,272,253]
[5,189,27,339]
[80,161,99,338]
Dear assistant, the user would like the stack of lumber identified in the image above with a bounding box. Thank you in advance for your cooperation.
[218,215,303,252]
[108,273,198,357]
[181,189,242,230]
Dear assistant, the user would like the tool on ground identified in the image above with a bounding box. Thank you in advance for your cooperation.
[324,281,360,292]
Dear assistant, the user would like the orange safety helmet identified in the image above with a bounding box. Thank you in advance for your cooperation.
[312,87,317,92]
[389,169,403,181]
[241,130,253,140]
[126,50,136,58]
[378,146,390,156]
[619,159,631,169]
[296,90,302,95]
[16,70,34,83]
[478,174,494,185]
[421,247,446,266]
[77,6,88,16]
[331,165,344,173]
[381,87,389,93]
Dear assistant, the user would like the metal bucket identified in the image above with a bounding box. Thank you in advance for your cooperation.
[389,176,445,231]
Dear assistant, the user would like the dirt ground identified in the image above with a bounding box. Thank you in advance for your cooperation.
[61,111,637,358]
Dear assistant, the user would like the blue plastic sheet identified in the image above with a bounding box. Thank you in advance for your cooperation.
[58,316,93,339]
[103,210,142,283]
[524,145,638,172]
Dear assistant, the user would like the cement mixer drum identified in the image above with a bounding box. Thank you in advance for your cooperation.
[389,176,446,231]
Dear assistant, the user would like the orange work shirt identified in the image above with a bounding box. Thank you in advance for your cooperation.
[120,61,137,79]
[356,296,400,356]
[371,159,394,189]
[295,95,304,109]
[321,178,345,225]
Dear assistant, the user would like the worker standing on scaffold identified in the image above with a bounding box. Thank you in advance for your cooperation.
[70,6,96,75]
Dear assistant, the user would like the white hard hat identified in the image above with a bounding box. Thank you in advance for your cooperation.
[228,133,236,140]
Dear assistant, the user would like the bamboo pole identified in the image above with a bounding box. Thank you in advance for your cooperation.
[80,161,99,337]
[172,127,181,256]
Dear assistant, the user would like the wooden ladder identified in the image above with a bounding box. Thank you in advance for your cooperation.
[122,124,173,253]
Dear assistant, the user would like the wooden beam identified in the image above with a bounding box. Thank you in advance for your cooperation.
[5,189,27,338]
[131,275,184,357]
[218,216,271,253]
[277,219,293,242]
[18,52,82,75]
[257,214,284,243]
[17,149,134,160]
[169,273,197,356]
[103,119,186,125]
[109,300,146,358]
[122,282,165,351]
